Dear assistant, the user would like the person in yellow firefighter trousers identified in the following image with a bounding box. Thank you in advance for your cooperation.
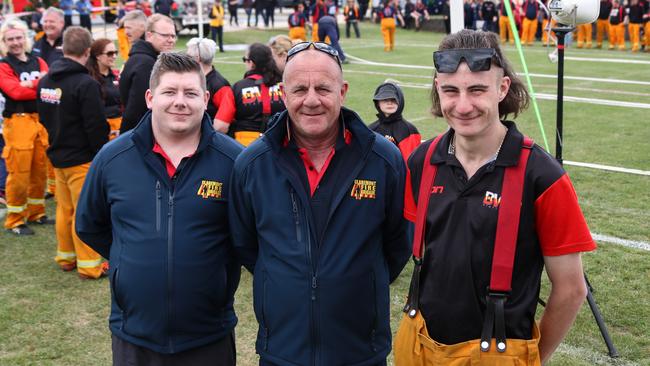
[37,26,109,279]
[393,29,596,365]
[0,19,53,236]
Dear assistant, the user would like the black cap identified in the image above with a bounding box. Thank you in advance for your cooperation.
[373,83,400,101]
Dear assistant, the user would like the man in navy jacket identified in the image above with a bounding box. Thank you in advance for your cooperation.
[76,53,242,365]
[229,42,411,366]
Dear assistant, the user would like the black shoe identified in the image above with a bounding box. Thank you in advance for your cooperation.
[29,215,55,225]
[7,224,35,236]
[44,192,55,199]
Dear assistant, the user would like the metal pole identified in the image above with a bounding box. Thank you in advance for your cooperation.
[198,0,204,38]
[450,0,464,33]
[551,26,618,358]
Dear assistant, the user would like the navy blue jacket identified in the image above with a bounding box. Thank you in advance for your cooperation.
[229,108,411,366]
[76,112,242,354]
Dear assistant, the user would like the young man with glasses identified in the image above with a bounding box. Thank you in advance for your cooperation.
[394,30,596,365]
[120,14,177,133]
[229,42,411,365]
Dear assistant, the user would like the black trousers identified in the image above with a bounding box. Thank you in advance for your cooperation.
[112,332,236,366]
[211,25,224,52]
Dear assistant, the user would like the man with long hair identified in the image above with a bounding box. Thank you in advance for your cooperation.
[394,30,596,365]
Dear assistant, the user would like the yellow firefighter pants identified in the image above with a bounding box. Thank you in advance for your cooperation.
[289,26,307,41]
[645,22,650,48]
[394,311,541,366]
[608,23,626,50]
[541,19,556,45]
[234,131,262,147]
[521,18,538,45]
[2,113,48,229]
[312,23,320,42]
[53,163,104,278]
[117,26,130,61]
[499,16,514,44]
[576,23,593,48]
[596,19,609,47]
[381,18,396,51]
[628,23,641,51]
[46,158,56,195]
[107,117,122,141]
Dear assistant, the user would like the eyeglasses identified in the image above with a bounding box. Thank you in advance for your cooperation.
[286,42,341,68]
[102,51,118,57]
[150,30,177,40]
[242,56,251,63]
[433,48,501,73]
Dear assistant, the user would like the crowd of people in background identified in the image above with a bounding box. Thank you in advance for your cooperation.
[0,0,650,278]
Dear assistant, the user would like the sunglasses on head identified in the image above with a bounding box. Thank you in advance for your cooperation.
[433,48,501,73]
[286,42,341,68]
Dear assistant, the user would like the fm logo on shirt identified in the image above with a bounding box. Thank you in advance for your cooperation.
[350,179,376,200]
[483,191,501,209]
[40,88,62,105]
[241,84,283,105]
[197,180,223,199]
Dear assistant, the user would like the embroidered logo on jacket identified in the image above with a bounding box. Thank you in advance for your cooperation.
[350,179,376,200]
[483,191,501,209]
[431,185,444,194]
[197,180,223,199]
[40,88,62,105]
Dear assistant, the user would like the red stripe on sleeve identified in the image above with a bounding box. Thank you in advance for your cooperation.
[403,166,417,222]
[534,173,597,256]
[213,86,236,123]
[397,133,422,163]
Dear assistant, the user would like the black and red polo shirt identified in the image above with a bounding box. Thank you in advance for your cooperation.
[230,71,285,135]
[404,121,596,345]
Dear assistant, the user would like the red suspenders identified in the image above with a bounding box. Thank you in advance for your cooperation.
[404,132,534,353]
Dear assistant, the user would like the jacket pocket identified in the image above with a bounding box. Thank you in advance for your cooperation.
[253,270,269,351]
[110,265,127,330]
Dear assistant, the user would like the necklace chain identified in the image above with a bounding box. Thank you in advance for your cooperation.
[448,127,508,161]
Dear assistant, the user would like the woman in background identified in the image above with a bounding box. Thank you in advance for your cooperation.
[86,38,122,140]
[230,43,284,146]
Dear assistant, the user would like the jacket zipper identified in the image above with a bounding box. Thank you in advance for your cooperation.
[291,189,319,366]
[167,180,175,353]
[155,181,161,232]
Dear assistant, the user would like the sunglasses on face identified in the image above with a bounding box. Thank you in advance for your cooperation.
[242,56,251,63]
[102,51,118,57]
[286,42,341,68]
[433,48,501,73]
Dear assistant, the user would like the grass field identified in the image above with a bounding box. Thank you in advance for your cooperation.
[1,22,649,365]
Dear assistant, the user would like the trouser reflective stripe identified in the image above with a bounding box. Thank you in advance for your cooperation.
[27,197,45,205]
[56,250,77,260]
[54,163,104,278]
[6,204,26,213]
[77,258,103,268]
[3,113,48,228]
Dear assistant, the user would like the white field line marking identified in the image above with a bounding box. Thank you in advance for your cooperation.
[346,55,650,86]
[592,233,650,252]
[564,161,650,176]
[0,208,5,221]
[565,56,650,65]
[535,84,650,97]
[535,93,650,109]
[555,343,638,366]
[381,77,650,109]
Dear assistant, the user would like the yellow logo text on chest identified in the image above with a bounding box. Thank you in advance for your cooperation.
[197,180,223,199]
[350,179,377,200]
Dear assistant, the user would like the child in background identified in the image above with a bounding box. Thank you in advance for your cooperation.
[368,82,421,163]
[288,3,308,41]
[368,81,420,244]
